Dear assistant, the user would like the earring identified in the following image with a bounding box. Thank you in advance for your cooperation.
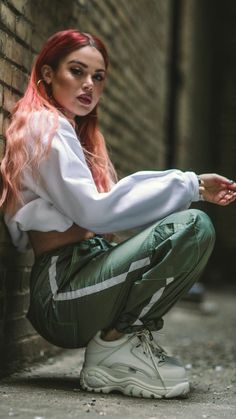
[37,79,44,86]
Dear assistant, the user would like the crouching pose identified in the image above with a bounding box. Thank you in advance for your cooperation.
[1,29,236,399]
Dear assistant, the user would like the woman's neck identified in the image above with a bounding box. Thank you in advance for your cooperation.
[50,97,76,128]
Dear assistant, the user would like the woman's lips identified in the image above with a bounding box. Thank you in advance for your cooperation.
[77,94,92,105]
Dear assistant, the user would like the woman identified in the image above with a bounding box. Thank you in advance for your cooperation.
[0,29,235,399]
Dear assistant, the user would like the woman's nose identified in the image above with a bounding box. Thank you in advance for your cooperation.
[82,76,93,91]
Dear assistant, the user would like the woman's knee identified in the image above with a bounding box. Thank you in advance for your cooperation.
[189,209,216,253]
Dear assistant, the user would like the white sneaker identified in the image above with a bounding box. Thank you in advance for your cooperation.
[80,329,190,399]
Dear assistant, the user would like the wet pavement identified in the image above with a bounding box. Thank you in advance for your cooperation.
[0,289,235,418]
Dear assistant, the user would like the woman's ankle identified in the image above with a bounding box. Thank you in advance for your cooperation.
[101,328,124,341]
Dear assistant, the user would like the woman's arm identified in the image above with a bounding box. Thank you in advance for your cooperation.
[27,118,200,234]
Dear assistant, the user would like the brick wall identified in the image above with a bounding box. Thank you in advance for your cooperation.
[79,0,172,175]
[0,0,172,374]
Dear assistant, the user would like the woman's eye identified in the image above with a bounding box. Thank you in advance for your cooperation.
[71,68,83,76]
[93,73,105,82]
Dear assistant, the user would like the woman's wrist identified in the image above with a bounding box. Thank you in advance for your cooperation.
[197,175,205,201]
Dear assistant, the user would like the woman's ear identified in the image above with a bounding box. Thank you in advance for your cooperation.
[41,65,54,85]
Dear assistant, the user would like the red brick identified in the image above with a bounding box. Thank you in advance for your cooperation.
[5,292,30,318]
[0,58,13,86]
[2,35,32,69]
[2,115,10,136]
[3,249,34,268]
[11,66,28,93]
[0,112,3,136]
[0,223,9,244]
[15,15,32,45]
[0,84,3,107]
[0,2,16,33]
[6,269,31,293]
[4,316,35,342]
[3,87,20,113]
[0,138,5,160]
[8,0,31,20]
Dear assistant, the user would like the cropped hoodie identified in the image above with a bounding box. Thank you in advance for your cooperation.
[4,113,200,252]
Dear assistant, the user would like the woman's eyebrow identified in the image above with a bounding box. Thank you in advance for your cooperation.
[68,60,106,72]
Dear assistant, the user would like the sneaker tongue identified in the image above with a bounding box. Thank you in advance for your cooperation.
[134,330,167,364]
[150,341,167,363]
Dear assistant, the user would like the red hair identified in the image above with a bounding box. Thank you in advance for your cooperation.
[0,29,117,214]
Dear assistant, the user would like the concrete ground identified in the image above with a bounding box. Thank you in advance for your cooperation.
[0,290,235,419]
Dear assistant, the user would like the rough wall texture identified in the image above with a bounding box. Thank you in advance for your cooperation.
[0,0,172,373]
[174,0,212,173]
[208,0,236,279]
[174,0,236,282]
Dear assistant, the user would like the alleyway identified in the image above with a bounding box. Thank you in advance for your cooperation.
[0,290,235,418]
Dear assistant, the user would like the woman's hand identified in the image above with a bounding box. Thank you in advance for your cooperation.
[198,174,236,206]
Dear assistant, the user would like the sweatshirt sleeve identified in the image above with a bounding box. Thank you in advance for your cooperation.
[32,117,200,233]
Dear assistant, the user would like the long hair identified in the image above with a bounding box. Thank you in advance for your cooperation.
[0,29,117,214]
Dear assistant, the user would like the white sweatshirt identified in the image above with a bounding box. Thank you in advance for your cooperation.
[4,113,200,252]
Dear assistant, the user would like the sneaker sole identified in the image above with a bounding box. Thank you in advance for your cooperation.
[80,367,190,399]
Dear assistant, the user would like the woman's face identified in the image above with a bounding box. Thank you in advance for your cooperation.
[42,46,106,118]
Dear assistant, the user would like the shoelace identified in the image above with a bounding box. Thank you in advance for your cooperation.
[134,329,167,389]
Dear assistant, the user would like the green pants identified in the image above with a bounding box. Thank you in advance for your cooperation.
[27,209,215,348]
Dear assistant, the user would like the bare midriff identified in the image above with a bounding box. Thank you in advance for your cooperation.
[28,224,95,257]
